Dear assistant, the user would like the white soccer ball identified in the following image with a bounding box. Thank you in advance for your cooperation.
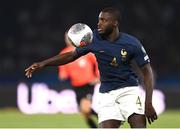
[67,23,93,47]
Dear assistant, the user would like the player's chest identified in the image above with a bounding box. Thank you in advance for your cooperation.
[94,43,132,66]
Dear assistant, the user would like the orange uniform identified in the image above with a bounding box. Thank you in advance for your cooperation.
[58,46,99,87]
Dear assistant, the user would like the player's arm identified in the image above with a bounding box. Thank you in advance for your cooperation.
[25,50,79,78]
[140,63,158,124]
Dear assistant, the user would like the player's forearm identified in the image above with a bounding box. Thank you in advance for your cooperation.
[40,51,78,67]
[141,64,154,103]
[144,72,154,103]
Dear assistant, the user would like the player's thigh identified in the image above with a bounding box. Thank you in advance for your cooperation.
[99,119,122,128]
[97,92,125,124]
[73,84,94,106]
[128,113,146,128]
[115,87,145,120]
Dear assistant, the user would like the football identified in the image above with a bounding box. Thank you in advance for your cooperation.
[67,23,93,47]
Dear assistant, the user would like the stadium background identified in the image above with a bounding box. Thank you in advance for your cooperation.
[0,0,180,127]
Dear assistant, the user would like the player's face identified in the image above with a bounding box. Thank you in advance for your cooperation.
[98,12,116,36]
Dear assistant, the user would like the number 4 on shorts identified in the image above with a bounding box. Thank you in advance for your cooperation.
[136,96,142,107]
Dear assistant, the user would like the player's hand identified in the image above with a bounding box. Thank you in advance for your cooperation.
[145,102,158,124]
[25,62,44,78]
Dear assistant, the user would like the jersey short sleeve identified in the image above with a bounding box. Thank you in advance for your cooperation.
[134,44,150,67]
[75,44,92,57]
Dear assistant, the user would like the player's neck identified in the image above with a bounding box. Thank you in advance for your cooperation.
[107,28,120,42]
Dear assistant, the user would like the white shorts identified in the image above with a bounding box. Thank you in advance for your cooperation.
[97,86,145,123]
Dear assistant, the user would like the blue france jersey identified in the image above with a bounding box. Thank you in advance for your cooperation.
[76,30,150,93]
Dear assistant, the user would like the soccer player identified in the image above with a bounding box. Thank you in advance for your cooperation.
[58,33,99,128]
[25,7,157,128]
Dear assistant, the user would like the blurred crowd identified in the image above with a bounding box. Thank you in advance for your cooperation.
[0,0,179,80]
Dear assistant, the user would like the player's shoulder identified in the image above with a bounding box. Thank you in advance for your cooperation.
[121,32,142,47]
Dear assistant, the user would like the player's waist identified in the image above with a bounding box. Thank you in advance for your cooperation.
[99,82,138,93]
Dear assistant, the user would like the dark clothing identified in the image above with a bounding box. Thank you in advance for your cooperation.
[73,83,94,106]
[76,30,150,93]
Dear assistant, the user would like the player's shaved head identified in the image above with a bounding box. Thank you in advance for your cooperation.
[101,7,121,23]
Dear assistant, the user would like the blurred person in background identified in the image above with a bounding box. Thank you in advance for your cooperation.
[58,32,99,128]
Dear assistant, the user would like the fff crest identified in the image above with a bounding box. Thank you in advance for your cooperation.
[121,49,127,61]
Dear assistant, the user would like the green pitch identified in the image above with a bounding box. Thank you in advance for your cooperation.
[0,109,180,128]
